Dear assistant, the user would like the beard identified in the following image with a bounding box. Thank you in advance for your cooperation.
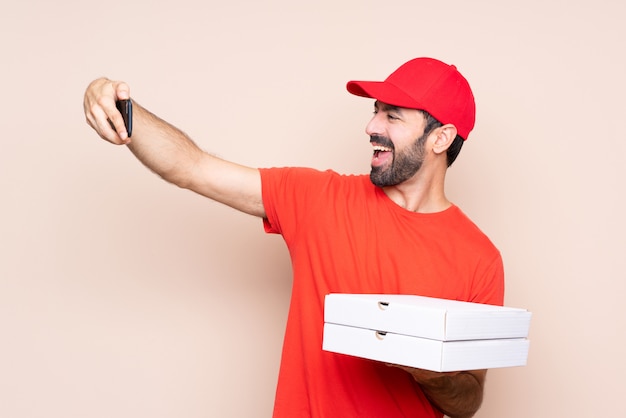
[370,133,428,187]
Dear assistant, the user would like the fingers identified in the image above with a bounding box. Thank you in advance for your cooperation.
[115,82,130,101]
[83,77,131,145]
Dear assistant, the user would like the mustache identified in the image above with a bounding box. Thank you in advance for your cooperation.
[369,135,394,150]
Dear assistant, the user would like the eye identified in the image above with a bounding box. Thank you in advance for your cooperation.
[387,114,399,121]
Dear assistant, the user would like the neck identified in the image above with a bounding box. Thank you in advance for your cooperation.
[382,165,450,213]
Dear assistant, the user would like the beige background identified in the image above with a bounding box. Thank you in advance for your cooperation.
[1,0,625,417]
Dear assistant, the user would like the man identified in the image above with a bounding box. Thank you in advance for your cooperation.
[84,57,504,418]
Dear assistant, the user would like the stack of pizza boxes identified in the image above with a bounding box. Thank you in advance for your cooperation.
[323,294,532,372]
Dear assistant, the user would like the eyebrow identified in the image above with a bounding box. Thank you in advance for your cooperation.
[374,101,402,114]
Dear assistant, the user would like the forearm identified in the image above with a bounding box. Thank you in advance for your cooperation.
[126,102,206,189]
[84,77,266,217]
[419,371,485,418]
[396,366,486,418]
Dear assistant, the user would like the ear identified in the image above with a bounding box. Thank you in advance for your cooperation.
[432,124,458,155]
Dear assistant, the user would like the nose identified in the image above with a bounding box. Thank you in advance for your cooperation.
[365,112,384,136]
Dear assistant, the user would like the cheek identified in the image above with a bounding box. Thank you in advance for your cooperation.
[389,130,416,149]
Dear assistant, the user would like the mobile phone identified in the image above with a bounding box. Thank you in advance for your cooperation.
[116,99,133,137]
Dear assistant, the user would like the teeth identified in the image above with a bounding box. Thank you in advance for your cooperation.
[373,145,392,152]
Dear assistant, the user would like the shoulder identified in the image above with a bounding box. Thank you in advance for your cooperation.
[259,167,371,236]
[260,167,369,191]
[438,205,502,265]
[447,206,496,242]
[444,206,505,304]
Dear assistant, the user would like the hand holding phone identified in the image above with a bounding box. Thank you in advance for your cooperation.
[115,99,133,137]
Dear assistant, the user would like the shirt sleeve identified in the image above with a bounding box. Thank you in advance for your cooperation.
[471,251,505,306]
[259,167,337,237]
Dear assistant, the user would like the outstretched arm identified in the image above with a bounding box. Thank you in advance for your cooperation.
[83,78,265,218]
[394,365,487,418]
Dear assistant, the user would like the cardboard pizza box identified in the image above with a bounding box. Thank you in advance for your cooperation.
[324,293,532,341]
[323,322,530,372]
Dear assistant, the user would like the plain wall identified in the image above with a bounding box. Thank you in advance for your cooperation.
[1,0,625,417]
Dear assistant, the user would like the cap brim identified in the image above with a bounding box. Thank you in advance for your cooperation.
[346,80,425,110]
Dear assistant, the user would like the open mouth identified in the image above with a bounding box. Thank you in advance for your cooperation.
[373,145,392,157]
[372,145,393,166]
